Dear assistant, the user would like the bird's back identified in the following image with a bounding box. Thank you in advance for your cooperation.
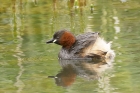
[71,32,114,59]
[70,32,99,55]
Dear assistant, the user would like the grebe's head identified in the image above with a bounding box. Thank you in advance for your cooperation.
[46,30,76,49]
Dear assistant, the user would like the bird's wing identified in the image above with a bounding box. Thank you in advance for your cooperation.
[70,32,99,54]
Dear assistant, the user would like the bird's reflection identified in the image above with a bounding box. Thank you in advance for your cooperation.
[48,57,114,87]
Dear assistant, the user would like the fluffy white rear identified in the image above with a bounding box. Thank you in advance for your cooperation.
[83,37,115,60]
[91,37,111,52]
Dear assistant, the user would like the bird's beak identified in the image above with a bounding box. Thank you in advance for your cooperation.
[46,39,57,44]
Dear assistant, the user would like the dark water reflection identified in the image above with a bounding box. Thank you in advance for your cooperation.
[49,58,113,89]
[0,0,140,93]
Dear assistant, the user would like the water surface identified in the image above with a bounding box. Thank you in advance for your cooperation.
[0,0,140,93]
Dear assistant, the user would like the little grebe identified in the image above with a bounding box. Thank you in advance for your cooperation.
[46,30,115,60]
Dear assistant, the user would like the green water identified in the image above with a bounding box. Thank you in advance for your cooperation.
[0,0,140,93]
